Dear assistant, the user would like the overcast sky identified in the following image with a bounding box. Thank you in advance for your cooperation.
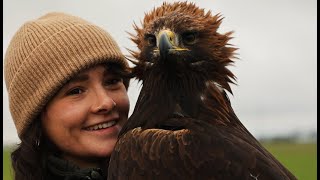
[3,0,317,145]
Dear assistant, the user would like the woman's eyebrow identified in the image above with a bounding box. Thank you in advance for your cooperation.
[67,74,89,84]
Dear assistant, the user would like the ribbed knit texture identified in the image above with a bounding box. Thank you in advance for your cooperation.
[4,12,129,137]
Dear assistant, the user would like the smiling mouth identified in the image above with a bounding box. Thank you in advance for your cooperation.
[85,121,117,131]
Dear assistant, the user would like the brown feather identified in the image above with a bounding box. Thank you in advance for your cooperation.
[108,2,297,180]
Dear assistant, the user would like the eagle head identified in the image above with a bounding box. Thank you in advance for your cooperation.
[129,1,238,94]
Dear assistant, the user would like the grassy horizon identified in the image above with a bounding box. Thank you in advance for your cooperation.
[262,142,317,179]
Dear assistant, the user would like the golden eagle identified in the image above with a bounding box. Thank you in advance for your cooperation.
[108,2,297,180]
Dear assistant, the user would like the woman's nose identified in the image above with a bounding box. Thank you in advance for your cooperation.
[91,90,116,114]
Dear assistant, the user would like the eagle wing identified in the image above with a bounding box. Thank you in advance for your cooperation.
[108,118,290,180]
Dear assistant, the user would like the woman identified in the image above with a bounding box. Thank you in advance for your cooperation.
[4,12,130,180]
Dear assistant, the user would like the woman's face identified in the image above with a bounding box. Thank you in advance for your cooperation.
[41,64,129,167]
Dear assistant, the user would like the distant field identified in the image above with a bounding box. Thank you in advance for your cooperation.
[3,146,13,180]
[3,143,317,180]
[262,142,317,180]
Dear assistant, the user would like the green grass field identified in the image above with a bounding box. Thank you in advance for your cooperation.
[3,146,13,180]
[3,143,317,180]
[262,142,317,180]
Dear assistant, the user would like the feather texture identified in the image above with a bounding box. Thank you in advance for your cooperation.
[108,2,297,180]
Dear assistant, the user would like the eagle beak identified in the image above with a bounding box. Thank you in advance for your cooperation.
[158,30,174,58]
[157,30,189,59]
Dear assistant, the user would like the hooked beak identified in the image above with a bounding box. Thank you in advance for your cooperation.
[157,30,189,59]
[158,30,174,58]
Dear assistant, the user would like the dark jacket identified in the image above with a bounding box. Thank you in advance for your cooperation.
[46,155,106,180]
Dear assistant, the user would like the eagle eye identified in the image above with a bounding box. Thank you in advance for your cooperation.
[182,31,198,45]
[145,34,157,46]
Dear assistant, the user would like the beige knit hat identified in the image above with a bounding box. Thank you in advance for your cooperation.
[4,12,129,138]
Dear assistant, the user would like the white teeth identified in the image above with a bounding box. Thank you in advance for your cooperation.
[102,123,108,128]
[86,121,116,131]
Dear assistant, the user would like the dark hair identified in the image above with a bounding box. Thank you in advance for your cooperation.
[105,61,132,89]
[11,118,60,180]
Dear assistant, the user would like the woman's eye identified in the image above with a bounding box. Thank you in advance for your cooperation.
[106,78,123,86]
[145,34,156,46]
[182,32,198,45]
[66,88,84,96]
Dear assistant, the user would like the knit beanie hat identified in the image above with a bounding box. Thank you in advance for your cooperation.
[4,12,129,138]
